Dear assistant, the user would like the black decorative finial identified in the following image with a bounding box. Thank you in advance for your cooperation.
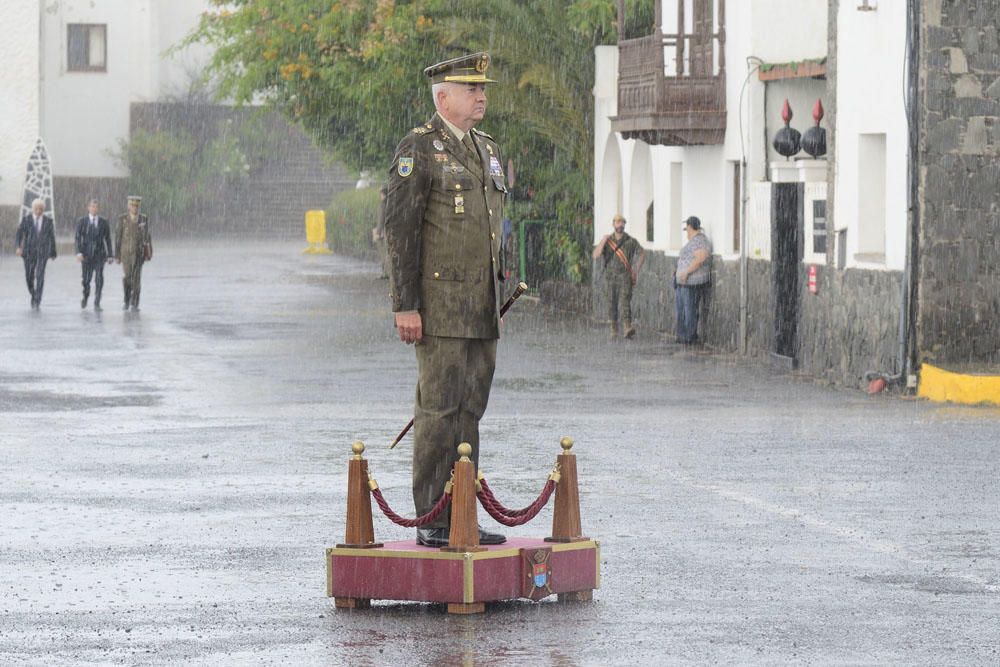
[772,99,801,159]
[801,98,827,158]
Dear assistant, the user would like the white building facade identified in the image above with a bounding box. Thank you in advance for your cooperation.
[593,0,917,386]
[1,0,211,223]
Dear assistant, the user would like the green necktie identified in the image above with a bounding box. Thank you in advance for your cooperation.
[462,133,479,162]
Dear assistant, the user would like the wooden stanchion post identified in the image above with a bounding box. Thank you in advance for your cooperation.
[442,442,484,554]
[335,441,382,609]
[547,436,589,543]
[334,441,382,609]
[442,443,485,614]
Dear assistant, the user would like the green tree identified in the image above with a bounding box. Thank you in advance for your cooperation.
[184,0,632,280]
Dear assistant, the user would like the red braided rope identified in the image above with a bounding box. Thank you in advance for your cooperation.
[371,487,451,528]
[477,478,556,527]
[478,477,542,516]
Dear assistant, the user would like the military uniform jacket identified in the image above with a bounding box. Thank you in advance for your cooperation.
[115,213,151,265]
[384,113,507,339]
[601,232,642,279]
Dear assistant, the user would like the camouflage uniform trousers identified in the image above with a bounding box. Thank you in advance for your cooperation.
[412,335,497,529]
[606,271,633,334]
[122,257,144,307]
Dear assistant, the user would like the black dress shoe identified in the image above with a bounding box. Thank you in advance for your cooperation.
[478,525,506,545]
[416,527,450,547]
[81,296,88,308]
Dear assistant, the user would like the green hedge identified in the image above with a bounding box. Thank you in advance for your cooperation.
[325,187,379,260]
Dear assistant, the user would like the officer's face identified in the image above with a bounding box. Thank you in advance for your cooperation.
[128,201,139,215]
[88,202,99,216]
[613,220,625,234]
[32,203,44,216]
[443,83,487,129]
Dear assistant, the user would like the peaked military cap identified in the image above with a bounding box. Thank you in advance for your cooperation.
[127,195,143,203]
[423,52,496,84]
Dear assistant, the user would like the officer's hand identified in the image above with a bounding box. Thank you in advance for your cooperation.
[15,247,22,257]
[395,311,423,345]
[107,257,114,264]
[76,254,84,263]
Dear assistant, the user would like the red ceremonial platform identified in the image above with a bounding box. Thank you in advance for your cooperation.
[326,438,600,614]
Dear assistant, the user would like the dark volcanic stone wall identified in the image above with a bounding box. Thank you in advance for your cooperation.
[917,0,1000,365]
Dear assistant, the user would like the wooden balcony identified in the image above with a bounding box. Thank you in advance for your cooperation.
[611,2,727,146]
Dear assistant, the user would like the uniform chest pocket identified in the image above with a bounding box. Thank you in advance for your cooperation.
[437,165,475,193]
[424,266,464,282]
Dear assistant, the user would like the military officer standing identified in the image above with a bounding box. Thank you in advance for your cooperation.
[115,195,152,311]
[384,53,508,547]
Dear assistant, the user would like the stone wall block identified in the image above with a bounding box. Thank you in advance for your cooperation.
[986,76,1000,99]
[955,73,984,97]
[926,26,956,50]
[949,47,969,73]
[926,118,965,154]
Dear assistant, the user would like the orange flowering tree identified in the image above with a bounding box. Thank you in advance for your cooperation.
[185,0,630,280]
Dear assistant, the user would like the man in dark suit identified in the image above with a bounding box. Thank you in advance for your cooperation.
[75,199,114,309]
[15,198,58,310]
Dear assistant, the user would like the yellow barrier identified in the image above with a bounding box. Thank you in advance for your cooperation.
[918,363,1000,406]
[303,209,331,254]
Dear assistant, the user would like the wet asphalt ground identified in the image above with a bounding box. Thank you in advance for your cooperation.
[1,241,998,666]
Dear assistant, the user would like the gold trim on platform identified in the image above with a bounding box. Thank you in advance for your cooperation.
[463,553,475,603]
[550,540,598,554]
[594,540,601,589]
[326,548,334,596]
[328,539,600,563]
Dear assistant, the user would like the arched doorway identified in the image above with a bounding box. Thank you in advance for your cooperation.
[597,135,622,237]
[629,142,653,243]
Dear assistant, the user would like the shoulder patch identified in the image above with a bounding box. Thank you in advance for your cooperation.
[411,126,432,135]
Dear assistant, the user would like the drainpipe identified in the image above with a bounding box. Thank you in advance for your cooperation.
[738,56,762,354]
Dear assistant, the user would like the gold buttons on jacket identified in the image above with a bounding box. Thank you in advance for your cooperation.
[434,271,440,278]
[489,209,493,216]
[491,232,496,239]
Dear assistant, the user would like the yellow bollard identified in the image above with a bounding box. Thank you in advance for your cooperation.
[303,209,331,254]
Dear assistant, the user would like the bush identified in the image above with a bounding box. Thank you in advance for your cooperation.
[115,128,206,222]
[326,188,379,260]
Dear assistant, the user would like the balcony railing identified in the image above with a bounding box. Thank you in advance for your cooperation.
[612,2,727,146]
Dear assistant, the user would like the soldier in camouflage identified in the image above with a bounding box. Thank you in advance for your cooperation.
[593,214,645,340]
[115,196,152,312]
[384,52,508,548]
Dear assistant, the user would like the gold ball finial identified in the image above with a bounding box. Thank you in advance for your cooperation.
[352,441,365,458]
[559,436,574,452]
[457,442,473,459]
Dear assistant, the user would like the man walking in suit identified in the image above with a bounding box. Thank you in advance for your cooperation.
[384,52,508,547]
[15,198,57,310]
[75,199,114,310]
